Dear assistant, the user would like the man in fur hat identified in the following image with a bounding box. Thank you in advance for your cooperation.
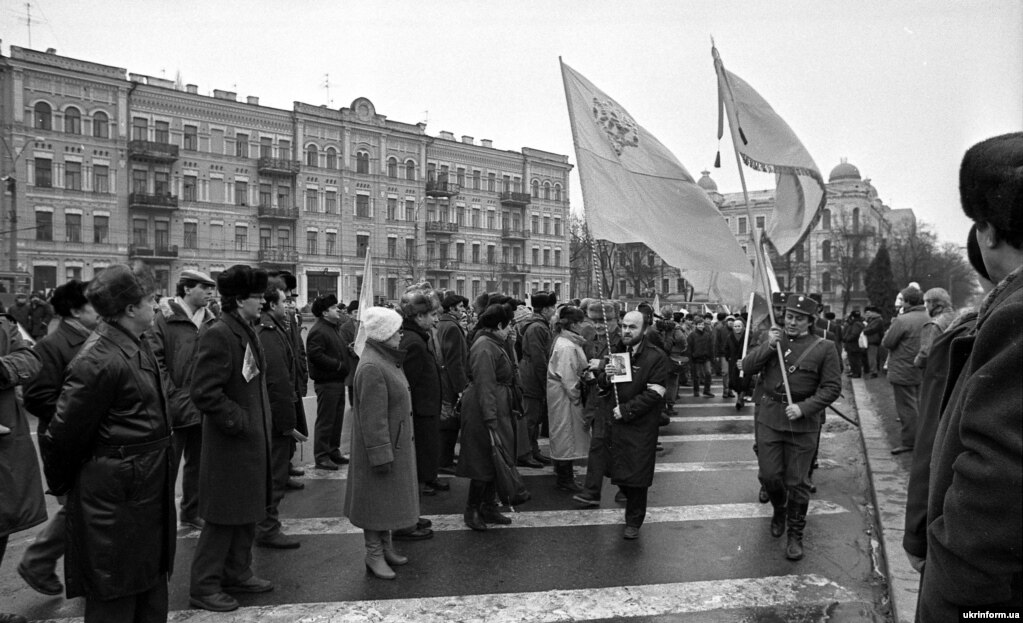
[188,265,274,613]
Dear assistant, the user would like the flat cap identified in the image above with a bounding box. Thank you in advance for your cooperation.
[178,269,216,287]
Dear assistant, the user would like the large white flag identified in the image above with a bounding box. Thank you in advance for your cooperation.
[352,247,374,357]
[561,61,752,285]
[713,45,826,257]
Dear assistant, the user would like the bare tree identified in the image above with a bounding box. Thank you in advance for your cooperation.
[826,212,872,316]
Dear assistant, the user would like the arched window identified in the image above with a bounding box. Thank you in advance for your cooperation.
[795,243,805,263]
[92,111,109,139]
[554,184,562,201]
[405,160,416,181]
[325,147,337,169]
[531,180,540,198]
[387,157,398,178]
[821,239,832,262]
[543,182,551,200]
[306,145,318,167]
[64,107,81,134]
[356,151,370,174]
[821,208,831,230]
[822,271,832,292]
[34,102,52,130]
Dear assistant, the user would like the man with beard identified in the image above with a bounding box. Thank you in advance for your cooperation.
[740,294,841,561]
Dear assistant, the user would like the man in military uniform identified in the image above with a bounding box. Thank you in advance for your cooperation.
[740,293,841,560]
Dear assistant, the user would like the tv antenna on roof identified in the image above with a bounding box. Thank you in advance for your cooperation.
[324,74,334,107]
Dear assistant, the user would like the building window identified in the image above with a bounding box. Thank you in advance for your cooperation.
[554,249,562,267]
[405,199,415,221]
[235,181,248,206]
[456,167,465,187]
[235,133,248,158]
[456,242,465,262]
[306,145,318,167]
[487,173,496,192]
[34,159,52,188]
[472,243,481,263]
[406,160,416,181]
[795,276,805,292]
[131,169,148,194]
[554,184,562,201]
[387,278,397,300]
[532,248,539,265]
[821,239,831,262]
[356,152,370,174]
[326,232,337,256]
[89,164,108,194]
[554,218,562,236]
[279,140,291,158]
[277,185,291,210]
[531,215,539,234]
[132,117,147,141]
[92,111,109,139]
[487,211,495,230]
[325,191,337,214]
[184,125,198,150]
[34,102,52,130]
[543,249,551,266]
[260,137,272,158]
[821,209,831,230]
[132,218,148,246]
[155,121,169,144]
[387,157,397,178]
[325,147,338,169]
[154,171,169,196]
[531,180,540,198]
[307,231,318,255]
[64,107,82,134]
[756,215,765,230]
[305,188,318,212]
[795,243,805,263]
[65,161,82,190]
[356,195,369,217]
[738,216,747,235]
[65,213,82,242]
[777,275,786,291]
[155,220,170,250]
[357,234,369,258]
[260,228,272,251]
[822,271,832,292]
[387,237,397,258]
[472,170,481,190]
[234,226,248,252]
[184,222,197,249]
[544,182,551,200]
[258,183,271,207]
[543,217,551,235]
[93,215,108,243]
[277,228,290,251]
[387,197,397,220]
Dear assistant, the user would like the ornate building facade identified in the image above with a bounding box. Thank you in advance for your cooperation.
[0,46,572,304]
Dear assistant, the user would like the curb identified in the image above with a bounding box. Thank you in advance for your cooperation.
[849,377,918,623]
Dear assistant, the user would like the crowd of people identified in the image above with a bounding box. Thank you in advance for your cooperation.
[0,132,1019,622]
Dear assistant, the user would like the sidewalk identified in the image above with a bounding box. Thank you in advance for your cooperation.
[849,375,918,623]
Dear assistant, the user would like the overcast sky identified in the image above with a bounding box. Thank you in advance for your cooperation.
[3,0,1020,246]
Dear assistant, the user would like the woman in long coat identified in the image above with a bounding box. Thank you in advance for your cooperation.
[43,264,175,623]
[343,306,419,580]
[456,302,517,531]
[546,305,590,492]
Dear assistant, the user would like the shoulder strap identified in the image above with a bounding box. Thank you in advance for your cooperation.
[788,336,825,373]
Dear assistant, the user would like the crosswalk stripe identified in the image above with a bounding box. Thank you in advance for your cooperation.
[298,460,761,480]
[178,500,849,537]
[38,574,856,623]
[674,402,748,409]
[540,433,834,445]
[670,415,752,422]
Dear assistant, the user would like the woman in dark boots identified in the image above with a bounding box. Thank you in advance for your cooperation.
[456,302,518,531]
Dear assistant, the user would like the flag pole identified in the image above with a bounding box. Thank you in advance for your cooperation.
[713,44,794,404]
[739,290,755,379]
[561,57,620,410]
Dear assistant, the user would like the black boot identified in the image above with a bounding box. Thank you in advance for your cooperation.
[554,461,582,492]
[767,486,787,538]
[463,480,488,531]
[785,501,809,560]
[480,482,511,524]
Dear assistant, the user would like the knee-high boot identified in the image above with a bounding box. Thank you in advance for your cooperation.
[554,460,582,492]
[463,480,488,531]
[785,501,809,560]
[381,530,408,567]
[480,482,511,525]
[364,530,396,579]
[766,486,787,538]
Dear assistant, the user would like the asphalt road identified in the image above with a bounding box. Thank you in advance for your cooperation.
[3,380,888,622]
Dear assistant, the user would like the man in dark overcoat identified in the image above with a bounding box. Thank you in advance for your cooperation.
[740,294,841,561]
[306,294,352,470]
[517,291,557,467]
[601,310,670,540]
[918,133,1023,621]
[435,292,469,471]
[188,265,273,613]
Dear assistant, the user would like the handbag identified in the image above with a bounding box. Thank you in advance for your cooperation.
[857,330,868,350]
[488,429,531,506]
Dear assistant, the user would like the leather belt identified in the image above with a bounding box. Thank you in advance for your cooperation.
[94,436,171,459]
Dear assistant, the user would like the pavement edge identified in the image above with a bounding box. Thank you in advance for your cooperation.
[849,377,918,623]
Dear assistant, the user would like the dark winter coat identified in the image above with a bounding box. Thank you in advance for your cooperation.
[338,317,359,387]
[686,327,715,362]
[583,327,624,440]
[517,314,552,399]
[863,316,885,345]
[457,331,518,482]
[190,311,272,525]
[0,316,45,541]
[8,302,31,333]
[604,335,670,488]
[256,311,299,436]
[343,339,419,531]
[919,268,1022,620]
[23,319,91,435]
[435,313,468,403]
[842,319,865,352]
[399,317,442,418]
[147,298,216,429]
[914,307,956,370]
[903,312,977,561]
[29,300,54,339]
[43,321,174,600]
[882,305,929,385]
[306,317,350,384]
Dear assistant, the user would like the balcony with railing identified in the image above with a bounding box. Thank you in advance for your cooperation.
[499,263,531,275]
[129,192,179,211]
[501,226,530,241]
[257,157,302,176]
[128,140,179,162]
[845,224,877,238]
[499,191,531,206]
[425,174,460,198]
[258,247,300,265]
[427,259,461,272]
[129,243,178,259]
[257,205,300,220]
[425,221,459,235]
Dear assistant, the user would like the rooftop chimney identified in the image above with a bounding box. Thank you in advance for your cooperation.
[438,131,455,141]
[213,89,236,101]
[246,96,259,105]
[186,84,198,94]
[45,48,57,54]
[481,139,493,148]
[461,135,474,145]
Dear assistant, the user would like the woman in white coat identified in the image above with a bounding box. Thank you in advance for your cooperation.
[546,305,591,492]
